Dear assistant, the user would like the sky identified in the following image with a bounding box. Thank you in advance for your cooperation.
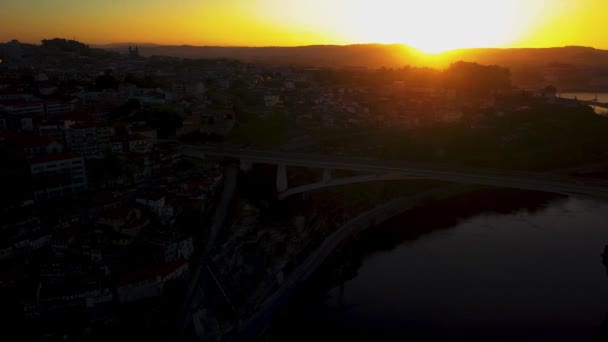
[2,0,608,52]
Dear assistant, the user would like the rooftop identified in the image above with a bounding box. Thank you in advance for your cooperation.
[130,126,156,133]
[99,207,137,221]
[137,192,165,201]
[30,152,81,164]
[70,122,98,129]
[117,259,187,286]
[9,133,58,148]
[54,111,89,122]
[128,133,150,141]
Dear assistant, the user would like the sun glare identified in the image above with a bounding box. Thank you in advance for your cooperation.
[320,0,550,53]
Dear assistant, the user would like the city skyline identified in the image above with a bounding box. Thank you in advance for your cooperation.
[3,0,608,53]
[5,2,608,339]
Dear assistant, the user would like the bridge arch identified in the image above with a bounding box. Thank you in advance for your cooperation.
[277,173,427,200]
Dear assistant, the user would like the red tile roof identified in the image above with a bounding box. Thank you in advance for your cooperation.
[100,207,136,220]
[117,259,188,286]
[54,111,89,122]
[128,133,150,141]
[122,217,149,231]
[111,122,129,128]
[137,193,165,201]
[9,133,58,148]
[0,88,27,95]
[69,122,98,129]
[92,192,123,206]
[30,152,81,164]
[0,100,43,107]
[130,127,155,133]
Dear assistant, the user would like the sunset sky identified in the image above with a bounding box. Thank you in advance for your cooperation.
[2,0,608,52]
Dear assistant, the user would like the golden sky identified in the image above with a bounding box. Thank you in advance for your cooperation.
[2,0,608,52]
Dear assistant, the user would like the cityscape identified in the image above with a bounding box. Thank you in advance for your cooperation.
[3,1,608,341]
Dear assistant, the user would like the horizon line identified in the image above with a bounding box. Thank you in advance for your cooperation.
[4,38,606,53]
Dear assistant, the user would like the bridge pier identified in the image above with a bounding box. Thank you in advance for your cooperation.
[322,168,333,183]
[276,163,288,193]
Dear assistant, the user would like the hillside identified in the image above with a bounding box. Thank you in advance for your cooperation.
[95,43,608,69]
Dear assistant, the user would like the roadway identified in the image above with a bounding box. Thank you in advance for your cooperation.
[183,145,608,200]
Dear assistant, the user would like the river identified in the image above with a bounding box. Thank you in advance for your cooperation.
[269,190,608,341]
[560,92,608,115]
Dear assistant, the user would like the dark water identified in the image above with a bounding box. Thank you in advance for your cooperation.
[271,191,608,341]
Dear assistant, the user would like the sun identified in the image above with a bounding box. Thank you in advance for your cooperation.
[336,0,544,53]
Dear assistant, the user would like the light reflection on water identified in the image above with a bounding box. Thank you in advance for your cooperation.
[560,92,608,115]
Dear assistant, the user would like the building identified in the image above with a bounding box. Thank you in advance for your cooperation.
[541,85,557,102]
[38,120,66,144]
[172,82,186,98]
[0,88,33,101]
[38,82,58,96]
[95,126,115,153]
[97,207,150,245]
[9,133,63,158]
[146,234,194,264]
[97,207,143,231]
[128,45,140,59]
[66,122,99,158]
[127,152,153,183]
[116,260,188,303]
[136,193,166,217]
[30,153,87,200]
[128,134,152,153]
[129,127,157,142]
[264,95,282,107]
[0,40,22,64]
[0,99,45,116]
[0,216,49,261]
[44,100,75,115]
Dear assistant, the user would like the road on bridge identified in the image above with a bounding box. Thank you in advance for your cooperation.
[183,145,608,200]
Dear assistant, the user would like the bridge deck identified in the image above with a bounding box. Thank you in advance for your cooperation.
[184,145,608,200]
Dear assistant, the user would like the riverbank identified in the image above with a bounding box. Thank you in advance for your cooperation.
[267,188,605,341]
[229,185,474,340]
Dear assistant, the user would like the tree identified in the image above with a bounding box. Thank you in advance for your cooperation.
[95,70,118,90]
[443,61,511,96]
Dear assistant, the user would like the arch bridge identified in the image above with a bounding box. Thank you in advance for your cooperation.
[184,145,608,201]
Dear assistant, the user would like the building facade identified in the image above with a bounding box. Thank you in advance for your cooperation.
[30,153,87,200]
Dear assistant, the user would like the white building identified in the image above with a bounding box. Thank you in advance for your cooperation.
[0,100,44,115]
[66,122,100,158]
[136,193,166,216]
[128,134,152,153]
[30,153,87,200]
[44,100,75,115]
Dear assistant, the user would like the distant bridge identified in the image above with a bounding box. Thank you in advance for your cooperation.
[184,145,608,201]
[558,96,608,109]
[580,100,608,109]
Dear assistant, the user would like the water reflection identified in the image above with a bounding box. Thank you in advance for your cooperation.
[560,92,608,115]
[270,190,608,341]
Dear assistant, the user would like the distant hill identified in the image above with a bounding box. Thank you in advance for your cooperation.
[68,42,608,90]
[93,43,424,68]
[94,43,608,69]
[443,46,608,69]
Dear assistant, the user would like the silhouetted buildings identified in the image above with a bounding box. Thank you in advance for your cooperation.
[3,36,608,340]
[128,45,140,59]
